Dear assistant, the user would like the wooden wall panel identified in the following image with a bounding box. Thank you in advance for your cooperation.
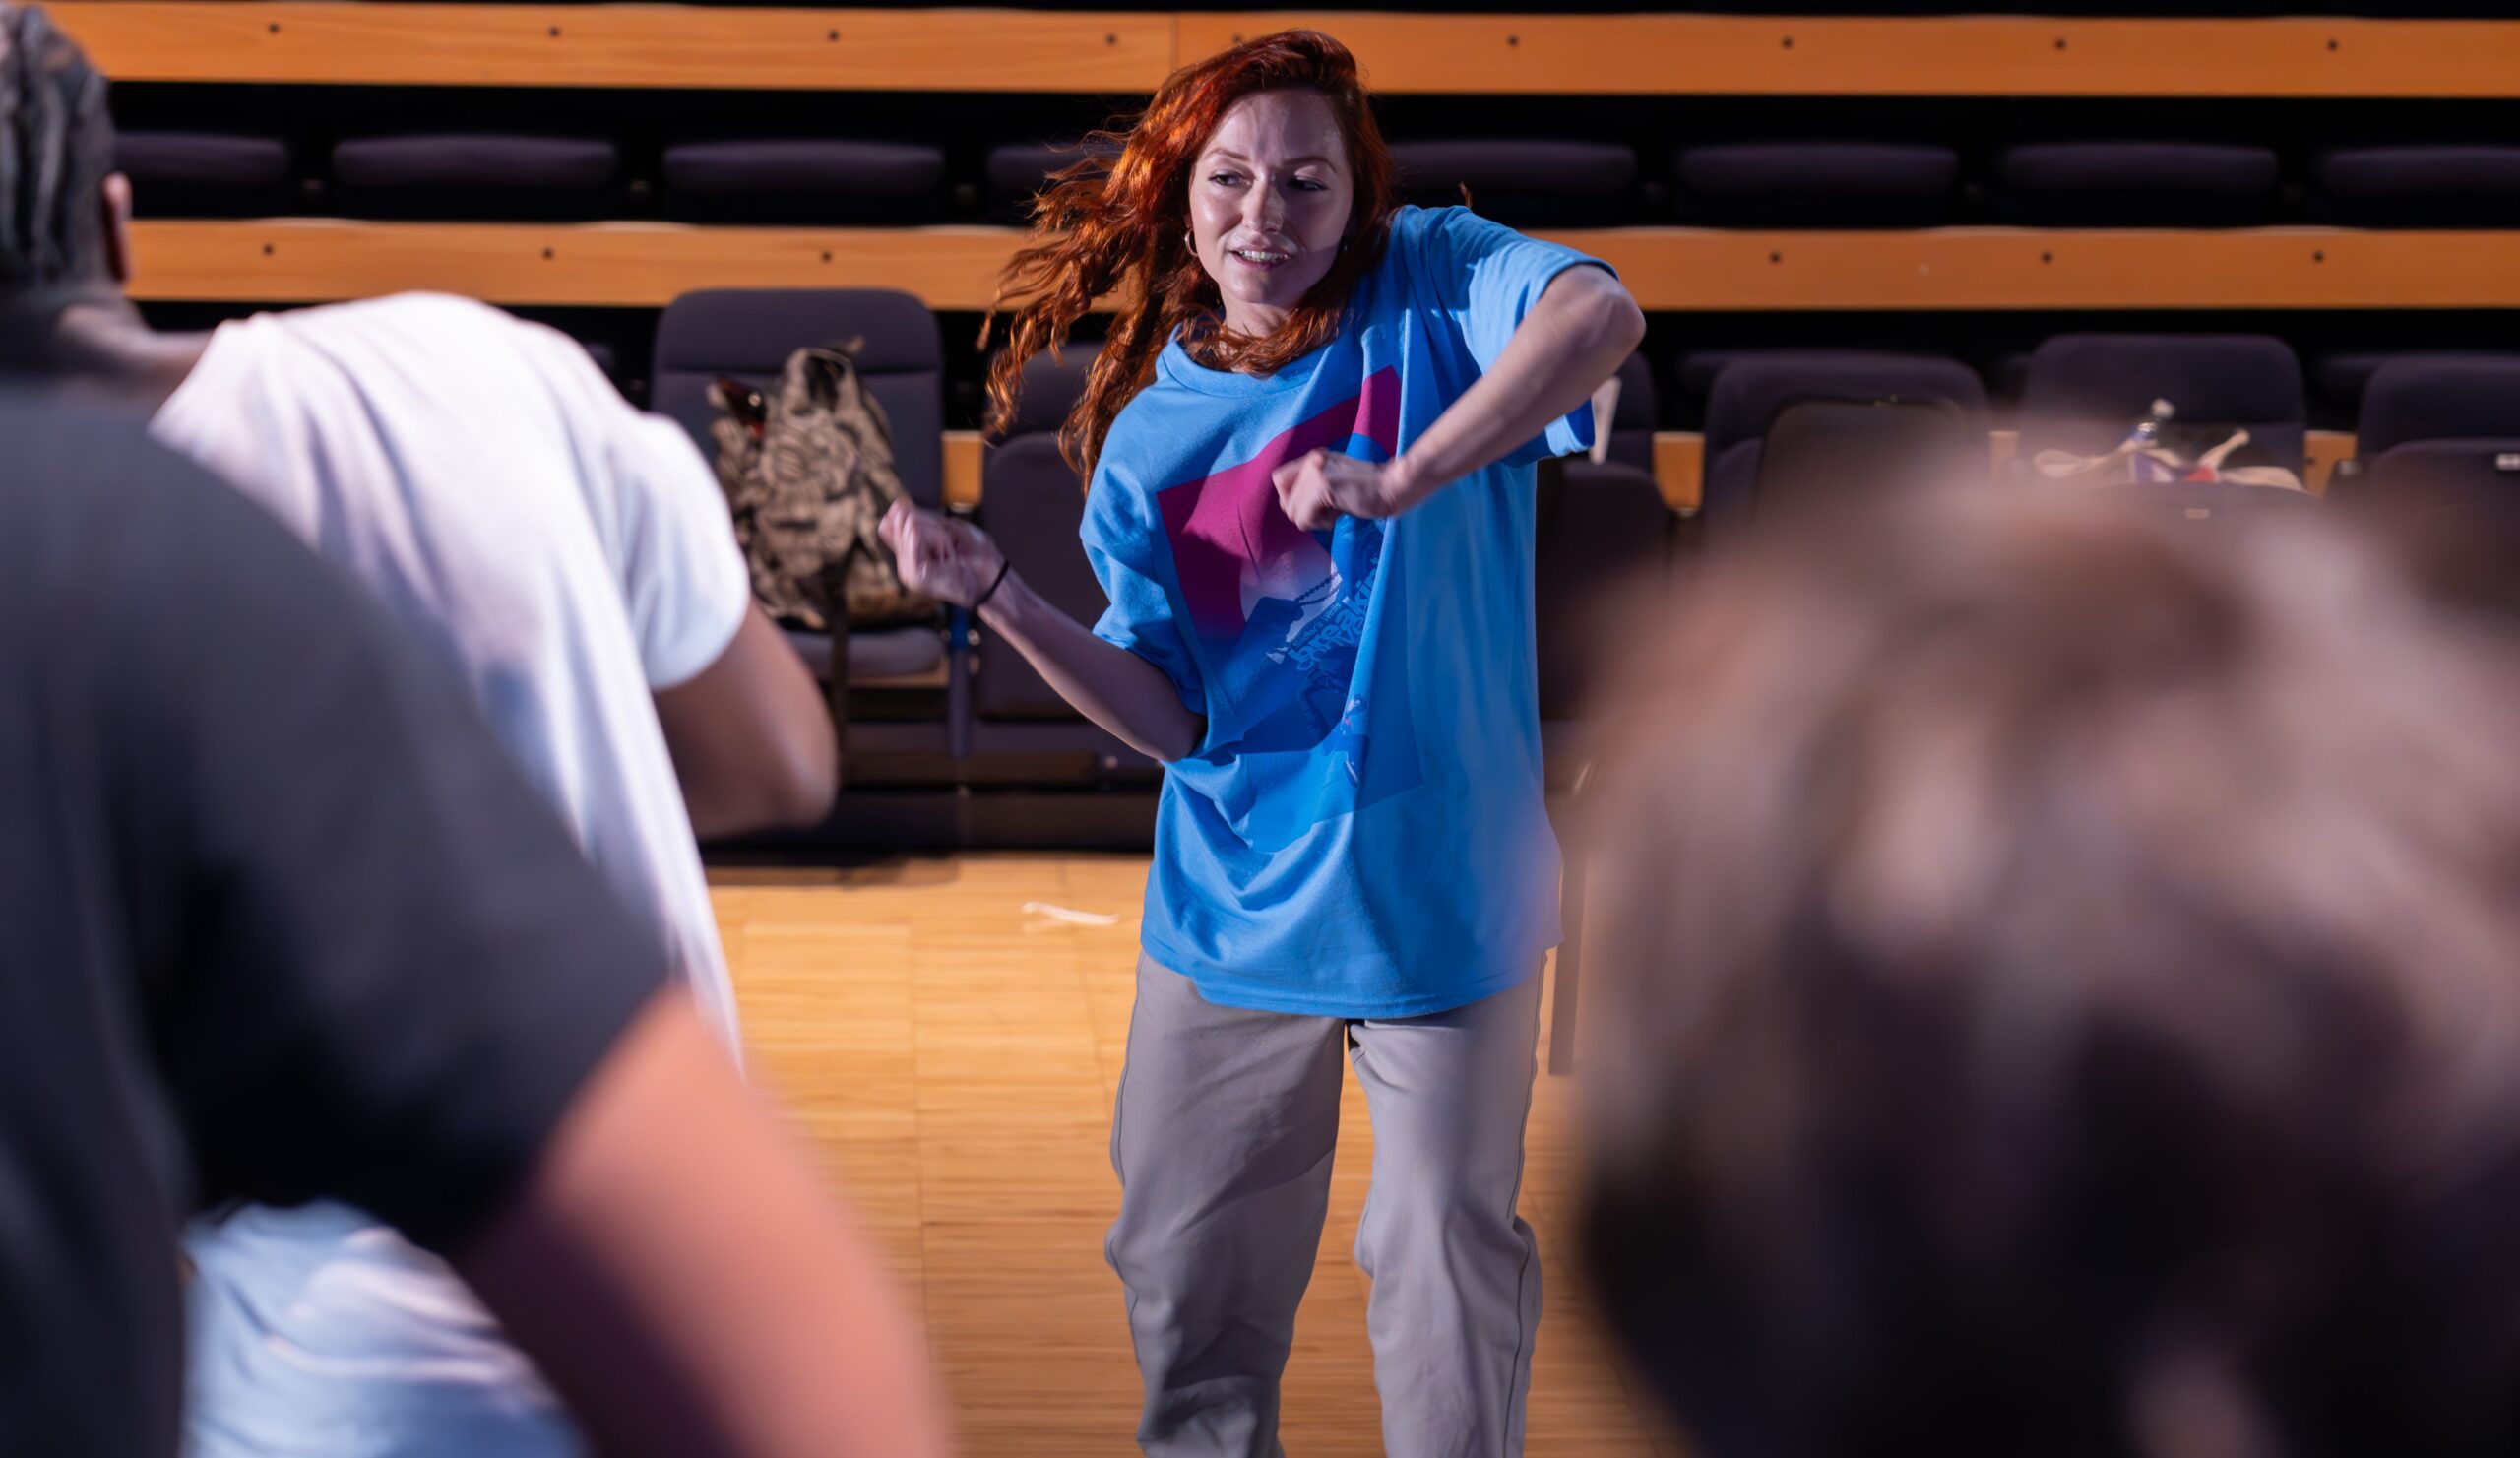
[128,221,1047,310]
[50,5,2520,99]
[129,222,2520,314]
[1557,227,2520,312]
[1187,15,2520,99]
[49,3,1174,92]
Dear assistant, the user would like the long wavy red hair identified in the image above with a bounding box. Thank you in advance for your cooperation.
[978,29,1398,478]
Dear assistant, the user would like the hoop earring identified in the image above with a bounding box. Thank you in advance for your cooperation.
[1183,228,1195,254]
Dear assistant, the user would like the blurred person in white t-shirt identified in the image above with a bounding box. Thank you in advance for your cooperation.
[0,9,909,1453]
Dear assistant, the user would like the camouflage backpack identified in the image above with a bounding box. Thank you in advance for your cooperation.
[709,343,935,632]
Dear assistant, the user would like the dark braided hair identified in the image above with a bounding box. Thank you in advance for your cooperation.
[0,4,114,295]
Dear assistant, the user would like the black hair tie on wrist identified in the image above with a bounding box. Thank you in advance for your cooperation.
[972,557,1013,612]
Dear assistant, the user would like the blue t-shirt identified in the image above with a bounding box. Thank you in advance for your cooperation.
[1082,205,1606,1018]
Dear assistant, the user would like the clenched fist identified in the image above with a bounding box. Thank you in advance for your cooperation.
[1271,449,1418,532]
[880,499,1011,609]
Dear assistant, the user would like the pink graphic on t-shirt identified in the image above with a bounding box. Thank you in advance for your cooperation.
[1157,366,1403,648]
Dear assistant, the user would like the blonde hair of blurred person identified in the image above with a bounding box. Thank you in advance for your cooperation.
[1576,484,2520,1458]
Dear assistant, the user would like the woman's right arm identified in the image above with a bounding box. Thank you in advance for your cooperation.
[880,501,1204,764]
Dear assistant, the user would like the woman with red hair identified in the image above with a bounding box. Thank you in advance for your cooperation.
[883,30,1643,1454]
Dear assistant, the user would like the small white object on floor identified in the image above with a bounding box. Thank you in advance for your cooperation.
[1020,901,1123,927]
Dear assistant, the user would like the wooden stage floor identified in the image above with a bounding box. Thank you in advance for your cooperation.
[711,854,1678,1456]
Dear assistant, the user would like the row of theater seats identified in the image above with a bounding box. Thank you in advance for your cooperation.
[1667,337,2494,432]
[115,127,2520,229]
[645,287,2520,838]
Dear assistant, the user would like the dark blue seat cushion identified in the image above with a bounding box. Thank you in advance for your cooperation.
[1671,142,1958,227]
[2312,146,2520,227]
[115,131,290,188]
[1676,346,1955,416]
[984,139,1119,222]
[1535,459,1670,722]
[999,346,1100,439]
[661,139,951,223]
[1701,352,1987,532]
[1991,142,2280,226]
[333,135,618,190]
[662,140,946,196]
[1391,139,1639,226]
[2020,334,2306,469]
[976,433,1103,720]
[574,339,618,381]
[1705,351,1988,455]
[1598,351,1658,474]
[1753,396,1988,526]
[2330,0,2520,13]
[2358,356,2520,455]
[2362,440,2520,513]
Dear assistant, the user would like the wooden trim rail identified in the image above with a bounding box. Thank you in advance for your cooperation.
[52,5,2520,99]
[51,5,1175,93]
[1177,14,2520,99]
[128,221,2520,314]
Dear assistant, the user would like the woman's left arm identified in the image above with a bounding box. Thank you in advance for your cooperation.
[1274,264,1646,530]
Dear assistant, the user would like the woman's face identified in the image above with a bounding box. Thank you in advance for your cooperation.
[1187,88,1355,338]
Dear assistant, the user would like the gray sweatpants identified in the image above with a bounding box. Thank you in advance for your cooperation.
[1106,956,1545,1458]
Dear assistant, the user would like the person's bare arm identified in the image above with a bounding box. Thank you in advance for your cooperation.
[1275,265,1647,529]
[457,992,950,1458]
[654,608,838,839]
[879,502,1203,764]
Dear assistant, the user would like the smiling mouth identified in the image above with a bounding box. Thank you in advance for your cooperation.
[1229,246,1292,267]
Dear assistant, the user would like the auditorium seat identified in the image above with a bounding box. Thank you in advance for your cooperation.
[1699,351,1989,538]
[1596,351,1659,475]
[574,338,618,383]
[2021,333,2314,531]
[662,139,950,224]
[1533,358,1674,1075]
[969,347,1159,783]
[2312,349,2510,427]
[1537,351,1671,789]
[1390,139,1640,228]
[2018,333,2308,474]
[330,134,622,221]
[1757,395,1988,522]
[2310,146,2520,228]
[1536,459,1670,787]
[983,139,1119,224]
[1989,141,2282,227]
[2360,355,2520,458]
[1669,141,1959,228]
[1671,344,1964,429]
[652,287,955,755]
[2326,1,2515,15]
[114,131,296,218]
[1722,0,2291,8]
[1978,0,2293,11]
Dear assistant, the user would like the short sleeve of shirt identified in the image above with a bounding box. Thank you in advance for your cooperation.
[116,456,673,1254]
[1080,452,1207,717]
[1399,205,1613,464]
[512,319,751,691]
